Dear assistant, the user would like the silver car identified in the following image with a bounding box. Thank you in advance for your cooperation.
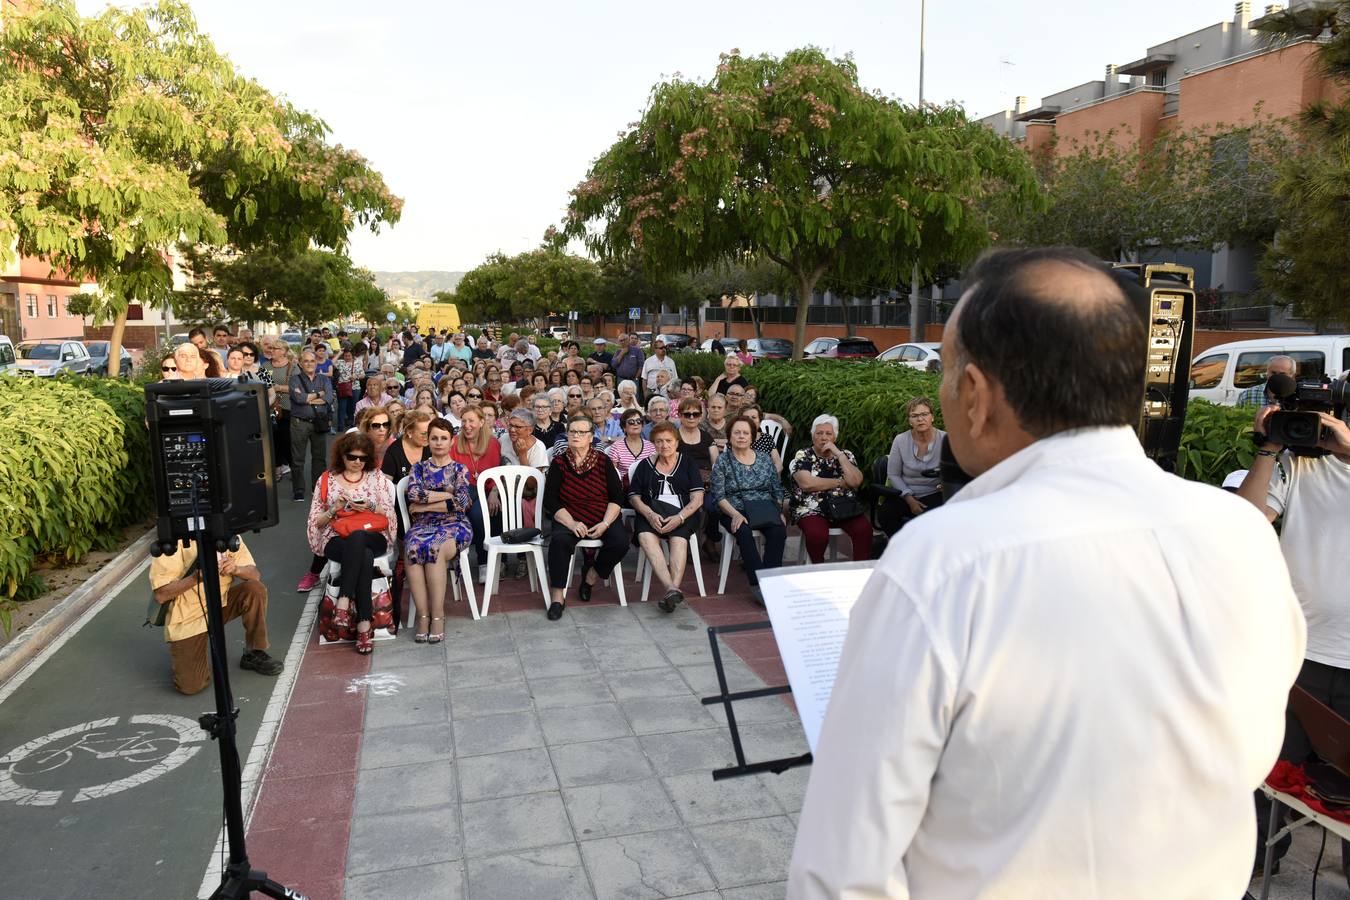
[16,339,92,377]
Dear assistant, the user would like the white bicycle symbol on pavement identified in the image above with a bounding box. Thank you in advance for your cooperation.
[0,714,205,806]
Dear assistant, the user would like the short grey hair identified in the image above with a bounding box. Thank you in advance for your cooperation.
[515,339,529,352]
[811,414,840,437]
[647,395,669,413]
[509,407,535,427]
[1267,355,1296,375]
[548,387,566,400]
[618,379,637,395]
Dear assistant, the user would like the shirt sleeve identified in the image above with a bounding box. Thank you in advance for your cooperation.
[543,460,564,517]
[788,572,956,899]
[888,433,912,495]
[289,373,307,412]
[1265,451,1293,517]
[604,458,625,506]
[627,458,650,500]
[710,453,728,504]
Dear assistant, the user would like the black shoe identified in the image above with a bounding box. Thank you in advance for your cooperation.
[658,588,684,613]
[748,585,764,608]
[546,601,565,621]
[579,578,593,602]
[293,490,304,502]
[240,649,284,676]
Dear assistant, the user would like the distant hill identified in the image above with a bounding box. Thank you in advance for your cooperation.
[372,271,466,298]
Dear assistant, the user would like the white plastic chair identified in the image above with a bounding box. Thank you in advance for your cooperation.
[638,532,706,603]
[716,520,766,595]
[795,522,844,564]
[564,538,628,605]
[760,418,788,457]
[477,465,549,616]
[397,474,480,622]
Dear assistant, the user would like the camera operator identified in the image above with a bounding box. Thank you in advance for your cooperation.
[1238,380,1350,879]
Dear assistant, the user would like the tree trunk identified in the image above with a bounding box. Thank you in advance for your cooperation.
[107,308,129,378]
[792,273,818,361]
[842,297,854,337]
[749,295,764,342]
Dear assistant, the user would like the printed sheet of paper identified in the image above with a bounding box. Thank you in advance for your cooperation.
[758,561,876,754]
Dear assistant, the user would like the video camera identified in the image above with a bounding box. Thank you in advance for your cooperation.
[1265,372,1350,455]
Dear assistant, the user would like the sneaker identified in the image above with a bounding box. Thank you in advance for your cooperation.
[240,649,284,676]
[296,572,320,593]
[278,465,291,477]
[293,490,305,502]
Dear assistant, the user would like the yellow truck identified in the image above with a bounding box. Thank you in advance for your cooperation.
[416,304,461,334]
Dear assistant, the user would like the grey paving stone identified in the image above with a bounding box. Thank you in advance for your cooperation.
[706,694,798,726]
[443,630,517,663]
[446,654,525,688]
[677,661,761,696]
[549,736,654,788]
[453,709,545,758]
[736,721,810,761]
[346,803,462,874]
[690,816,797,889]
[460,791,574,857]
[354,759,457,817]
[369,637,444,671]
[660,641,715,666]
[538,702,632,746]
[345,860,465,899]
[663,772,784,825]
[458,746,558,802]
[511,627,588,654]
[359,722,454,770]
[579,828,717,900]
[580,621,658,647]
[603,666,690,701]
[590,641,670,673]
[620,695,719,735]
[761,765,811,814]
[520,648,598,680]
[722,882,789,899]
[465,843,593,900]
[528,673,614,709]
[449,681,535,718]
[566,603,640,627]
[363,694,450,731]
[372,660,449,692]
[446,612,512,638]
[561,778,681,839]
[638,728,737,776]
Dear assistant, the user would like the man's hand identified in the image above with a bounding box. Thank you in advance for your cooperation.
[1254,404,1284,452]
[1317,412,1350,458]
[218,556,238,577]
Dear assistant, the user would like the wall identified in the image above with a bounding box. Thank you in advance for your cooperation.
[82,324,163,351]
[1053,89,1167,155]
[4,281,83,340]
[1178,42,1330,128]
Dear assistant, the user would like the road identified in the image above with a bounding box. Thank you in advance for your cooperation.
[0,493,316,899]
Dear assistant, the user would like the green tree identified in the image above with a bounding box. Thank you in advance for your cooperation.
[455,250,602,324]
[0,1,401,375]
[178,247,386,327]
[564,47,1038,358]
[1256,2,1350,325]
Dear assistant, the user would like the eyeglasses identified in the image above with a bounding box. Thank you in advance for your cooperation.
[568,430,593,436]
[161,365,177,373]
[344,453,369,462]
[241,351,255,358]
[368,421,390,429]
[568,392,582,398]
[467,392,482,399]
[508,422,530,429]
[623,419,643,427]
[681,411,702,418]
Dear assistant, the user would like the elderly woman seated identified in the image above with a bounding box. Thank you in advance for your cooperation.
[711,415,787,599]
[788,414,872,564]
[542,415,630,621]
[628,422,704,612]
[641,395,670,440]
[882,396,947,535]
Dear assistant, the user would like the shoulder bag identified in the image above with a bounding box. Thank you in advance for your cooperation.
[741,498,781,529]
[320,471,389,538]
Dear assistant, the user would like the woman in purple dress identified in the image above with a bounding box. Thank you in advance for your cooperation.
[405,417,474,643]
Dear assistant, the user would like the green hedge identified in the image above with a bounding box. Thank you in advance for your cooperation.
[673,352,735,388]
[64,376,155,526]
[743,362,1252,489]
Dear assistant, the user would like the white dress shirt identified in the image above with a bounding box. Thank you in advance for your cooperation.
[789,426,1305,900]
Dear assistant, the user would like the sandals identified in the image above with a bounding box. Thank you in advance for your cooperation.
[332,603,353,630]
[414,614,429,644]
[427,617,444,644]
[355,626,373,655]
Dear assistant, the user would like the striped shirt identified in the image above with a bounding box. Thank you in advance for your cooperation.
[544,450,625,526]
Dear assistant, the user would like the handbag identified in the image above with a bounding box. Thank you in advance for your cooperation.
[320,471,389,537]
[821,492,865,524]
[741,499,781,529]
[336,379,353,398]
[501,526,541,543]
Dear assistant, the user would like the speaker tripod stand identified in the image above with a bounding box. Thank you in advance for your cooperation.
[161,531,307,900]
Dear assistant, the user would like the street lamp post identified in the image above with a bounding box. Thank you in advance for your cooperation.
[908,0,926,343]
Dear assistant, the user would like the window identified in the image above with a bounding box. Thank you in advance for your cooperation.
[25,294,36,317]
[1190,353,1228,390]
[126,303,143,321]
[901,346,925,362]
[0,344,13,366]
[1343,347,1349,374]
[1234,351,1325,388]
[46,295,56,318]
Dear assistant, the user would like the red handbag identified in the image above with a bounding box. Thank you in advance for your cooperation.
[320,471,389,537]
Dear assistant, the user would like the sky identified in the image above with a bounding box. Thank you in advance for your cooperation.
[87,0,1231,274]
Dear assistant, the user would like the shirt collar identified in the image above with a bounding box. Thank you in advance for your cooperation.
[948,425,1144,506]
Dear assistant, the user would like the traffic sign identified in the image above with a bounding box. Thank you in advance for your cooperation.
[568,310,578,321]
[385,312,396,322]
[628,307,641,320]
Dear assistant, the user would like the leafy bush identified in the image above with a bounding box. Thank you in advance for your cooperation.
[0,379,130,605]
[745,360,942,469]
[65,376,154,525]
[1175,399,1256,487]
[673,352,735,388]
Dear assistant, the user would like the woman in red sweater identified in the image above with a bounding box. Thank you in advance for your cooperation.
[449,405,501,577]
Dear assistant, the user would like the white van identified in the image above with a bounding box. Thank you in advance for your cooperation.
[1190,335,1350,405]
[0,335,15,375]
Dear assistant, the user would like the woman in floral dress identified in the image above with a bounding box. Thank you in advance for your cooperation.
[405,418,473,643]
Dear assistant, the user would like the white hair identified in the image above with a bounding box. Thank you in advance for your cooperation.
[548,387,566,400]
[618,379,637,395]
[812,414,840,437]
[647,395,669,412]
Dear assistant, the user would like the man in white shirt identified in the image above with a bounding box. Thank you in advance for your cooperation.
[1237,377,1350,879]
[788,246,1306,900]
[640,339,678,394]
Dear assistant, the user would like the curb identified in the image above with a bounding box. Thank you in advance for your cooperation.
[0,526,156,689]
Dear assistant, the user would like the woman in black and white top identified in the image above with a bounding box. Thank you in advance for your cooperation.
[883,396,946,534]
[628,422,704,613]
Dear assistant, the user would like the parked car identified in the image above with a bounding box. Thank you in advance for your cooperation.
[802,337,879,360]
[170,332,192,346]
[279,330,303,345]
[0,336,16,375]
[86,341,135,378]
[655,332,696,351]
[547,325,570,341]
[1189,334,1350,405]
[699,337,740,354]
[878,341,942,371]
[747,338,794,360]
[15,339,92,376]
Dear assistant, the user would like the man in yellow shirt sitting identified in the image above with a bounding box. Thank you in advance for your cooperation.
[149,538,283,695]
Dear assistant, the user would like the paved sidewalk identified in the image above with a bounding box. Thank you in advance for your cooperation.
[247,549,809,900]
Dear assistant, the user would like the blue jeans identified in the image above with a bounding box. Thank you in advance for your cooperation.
[336,395,355,431]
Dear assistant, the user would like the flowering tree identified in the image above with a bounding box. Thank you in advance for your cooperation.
[454,249,601,325]
[0,1,401,374]
[564,47,1038,358]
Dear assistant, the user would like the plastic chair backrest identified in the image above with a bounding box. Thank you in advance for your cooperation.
[873,454,889,486]
[396,475,411,533]
[478,465,544,532]
[760,418,788,456]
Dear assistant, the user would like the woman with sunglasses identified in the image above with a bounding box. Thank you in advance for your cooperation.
[542,416,630,620]
[305,431,397,654]
[675,396,715,483]
[158,353,181,381]
[405,418,473,643]
[355,407,393,466]
[564,387,584,420]
[606,410,655,491]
